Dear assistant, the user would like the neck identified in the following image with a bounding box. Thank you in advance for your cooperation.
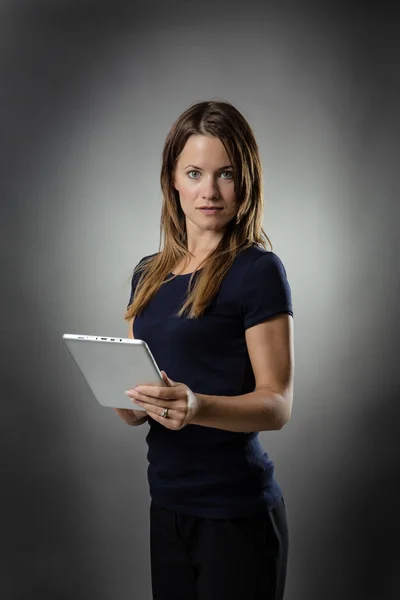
[185,218,225,256]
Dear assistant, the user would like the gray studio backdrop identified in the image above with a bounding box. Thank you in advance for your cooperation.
[1,2,399,599]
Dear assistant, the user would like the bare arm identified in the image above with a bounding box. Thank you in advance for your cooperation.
[113,318,149,427]
[191,313,294,432]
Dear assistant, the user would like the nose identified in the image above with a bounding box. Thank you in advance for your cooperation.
[201,175,220,199]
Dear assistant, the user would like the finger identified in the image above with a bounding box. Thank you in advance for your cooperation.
[133,397,188,414]
[128,385,183,401]
[146,408,183,430]
[133,400,162,415]
[126,390,178,408]
[161,371,171,386]
[161,371,176,387]
[134,400,178,422]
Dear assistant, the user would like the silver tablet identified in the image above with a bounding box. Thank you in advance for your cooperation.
[63,333,164,410]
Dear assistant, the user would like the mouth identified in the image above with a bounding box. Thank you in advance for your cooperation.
[198,206,223,211]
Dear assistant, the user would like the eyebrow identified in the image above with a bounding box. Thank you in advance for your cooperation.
[184,164,233,170]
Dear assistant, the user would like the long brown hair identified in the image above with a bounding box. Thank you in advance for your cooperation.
[125,99,272,320]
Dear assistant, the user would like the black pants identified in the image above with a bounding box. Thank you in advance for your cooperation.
[150,497,288,600]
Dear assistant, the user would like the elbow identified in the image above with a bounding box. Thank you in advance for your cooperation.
[266,394,292,431]
[278,402,293,429]
[267,414,287,431]
[274,412,291,430]
[256,387,293,432]
[260,409,287,432]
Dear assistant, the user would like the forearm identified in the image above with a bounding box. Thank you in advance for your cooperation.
[191,388,291,433]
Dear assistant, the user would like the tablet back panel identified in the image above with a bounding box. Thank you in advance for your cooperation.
[63,334,163,410]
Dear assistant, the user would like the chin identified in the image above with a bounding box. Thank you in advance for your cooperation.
[186,212,231,233]
[198,220,225,231]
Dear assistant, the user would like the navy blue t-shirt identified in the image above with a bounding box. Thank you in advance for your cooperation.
[127,245,293,518]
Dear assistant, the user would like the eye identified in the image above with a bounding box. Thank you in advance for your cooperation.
[186,170,233,180]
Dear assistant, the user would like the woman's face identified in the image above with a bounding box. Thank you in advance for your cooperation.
[173,134,238,236]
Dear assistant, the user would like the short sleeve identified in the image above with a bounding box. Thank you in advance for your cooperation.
[126,254,157,310]
[241,252,293,330]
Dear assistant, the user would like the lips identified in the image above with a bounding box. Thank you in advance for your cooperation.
[199,206,222,210]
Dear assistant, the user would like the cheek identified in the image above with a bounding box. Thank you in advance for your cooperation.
[179,182,191,196]
[178,181,198,203]
[227,190,238,210]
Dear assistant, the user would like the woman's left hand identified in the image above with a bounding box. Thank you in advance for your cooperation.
[124,371,202,430]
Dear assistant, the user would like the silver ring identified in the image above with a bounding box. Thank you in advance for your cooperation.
[161,407,169,418]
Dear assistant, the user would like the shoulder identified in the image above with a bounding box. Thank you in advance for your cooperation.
[127,252,159,309]
[132,252,159,274]
[129,251,159,289]
[232,245,289,279]
[237,247,293,322]
[137,251,159,266]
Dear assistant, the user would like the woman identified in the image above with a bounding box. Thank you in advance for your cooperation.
[116,100,294,600]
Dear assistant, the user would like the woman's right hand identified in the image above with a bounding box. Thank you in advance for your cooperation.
[113,407,149,426]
